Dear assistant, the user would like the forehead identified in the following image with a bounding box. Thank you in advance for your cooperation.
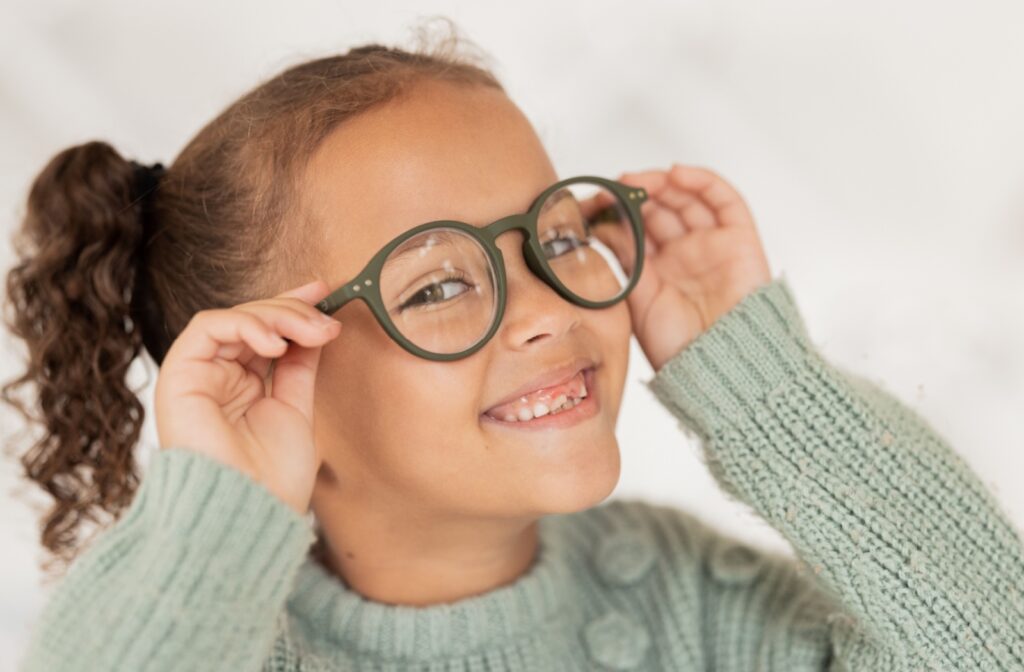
[299,79,558,282]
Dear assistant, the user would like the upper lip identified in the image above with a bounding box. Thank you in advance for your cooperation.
[483,356,597,414]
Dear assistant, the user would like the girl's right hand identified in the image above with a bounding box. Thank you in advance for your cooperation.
[153,279,342,515]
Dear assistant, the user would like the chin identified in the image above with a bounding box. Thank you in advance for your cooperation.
[527,435,622,515]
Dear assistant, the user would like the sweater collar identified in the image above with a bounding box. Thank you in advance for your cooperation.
[285,512,581,661]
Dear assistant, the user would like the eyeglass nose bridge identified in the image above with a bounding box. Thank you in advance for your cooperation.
[480,211,555,291]
[487,212,536,239]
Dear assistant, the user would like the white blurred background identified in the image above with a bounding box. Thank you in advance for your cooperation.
[2,1,1023,669]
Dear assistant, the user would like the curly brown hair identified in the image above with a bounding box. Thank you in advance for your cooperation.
[1,16,504,580]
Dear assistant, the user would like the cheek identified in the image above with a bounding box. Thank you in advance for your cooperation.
[318,345,489,486]
[360,369,506,507]
[586,302,631,410]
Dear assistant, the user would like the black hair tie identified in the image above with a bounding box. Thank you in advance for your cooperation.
[129,160,167,242]
[127,160,169,365]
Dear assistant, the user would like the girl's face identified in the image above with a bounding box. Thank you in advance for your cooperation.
[301,79,631,521]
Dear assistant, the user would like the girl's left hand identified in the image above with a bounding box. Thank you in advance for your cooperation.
[599,163,774,372]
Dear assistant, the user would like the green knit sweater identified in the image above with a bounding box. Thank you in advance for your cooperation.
[19,275,1024,671]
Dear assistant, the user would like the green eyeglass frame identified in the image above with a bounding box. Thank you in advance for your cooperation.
[313,175,649,361]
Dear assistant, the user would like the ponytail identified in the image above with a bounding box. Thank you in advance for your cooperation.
[2,141,155,578]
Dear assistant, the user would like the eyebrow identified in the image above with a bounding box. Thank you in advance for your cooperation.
[385,229,468,266]
[385,186,577,265]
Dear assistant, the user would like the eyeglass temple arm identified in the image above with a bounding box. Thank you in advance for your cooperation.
[315,283,363,315]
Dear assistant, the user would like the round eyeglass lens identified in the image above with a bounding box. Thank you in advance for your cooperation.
[379,227,498,355]
[536,181,637,303]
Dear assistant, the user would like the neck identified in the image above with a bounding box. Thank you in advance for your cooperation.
[310,479,541,607]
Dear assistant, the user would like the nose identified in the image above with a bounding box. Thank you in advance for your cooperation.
[493,231,582,350]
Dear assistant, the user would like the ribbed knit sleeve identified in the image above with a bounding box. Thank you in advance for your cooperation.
[646,273,1024,670]
[19,447,317,672]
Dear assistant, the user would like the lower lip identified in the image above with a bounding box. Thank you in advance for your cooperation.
[480,367,599,431]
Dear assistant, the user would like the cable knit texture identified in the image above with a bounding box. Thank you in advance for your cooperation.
[19,273,1024,671]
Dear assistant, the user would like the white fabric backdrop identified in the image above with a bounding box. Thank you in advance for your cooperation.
[2,2,1023,669]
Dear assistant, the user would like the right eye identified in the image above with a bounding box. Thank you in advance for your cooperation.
[398,272,475,312]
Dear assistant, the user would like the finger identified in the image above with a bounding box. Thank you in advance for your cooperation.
[238,279,338,324]
[653,189,718,230]
[173,303,338,366]
[640,200,690,243]
[171,309,292,365]
[631,169,718,234]
[211,305,325,378]
[267,324,336,426]
[667,164,756,229]
[204,279,339,376]
[215,321,312,381]
[214,340,275,381]
[617,168,707,241]
[611,169,674,236]
[232,302,341,349]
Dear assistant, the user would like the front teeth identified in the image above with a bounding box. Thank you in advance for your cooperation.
[492,372,590,423]
[499,393,584,422]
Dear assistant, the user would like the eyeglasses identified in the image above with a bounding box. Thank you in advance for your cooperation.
[314,175,648,361]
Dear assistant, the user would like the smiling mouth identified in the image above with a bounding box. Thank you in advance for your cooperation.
[481,367,599,429]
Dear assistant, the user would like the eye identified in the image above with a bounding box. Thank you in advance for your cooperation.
[398,272,476,312]
[541,229,589,259]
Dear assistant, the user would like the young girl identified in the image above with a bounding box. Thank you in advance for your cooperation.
[6,29,1024,672]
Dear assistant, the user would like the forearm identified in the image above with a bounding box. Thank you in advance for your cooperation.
[20,448,316,672]
[647,274,1024,670]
